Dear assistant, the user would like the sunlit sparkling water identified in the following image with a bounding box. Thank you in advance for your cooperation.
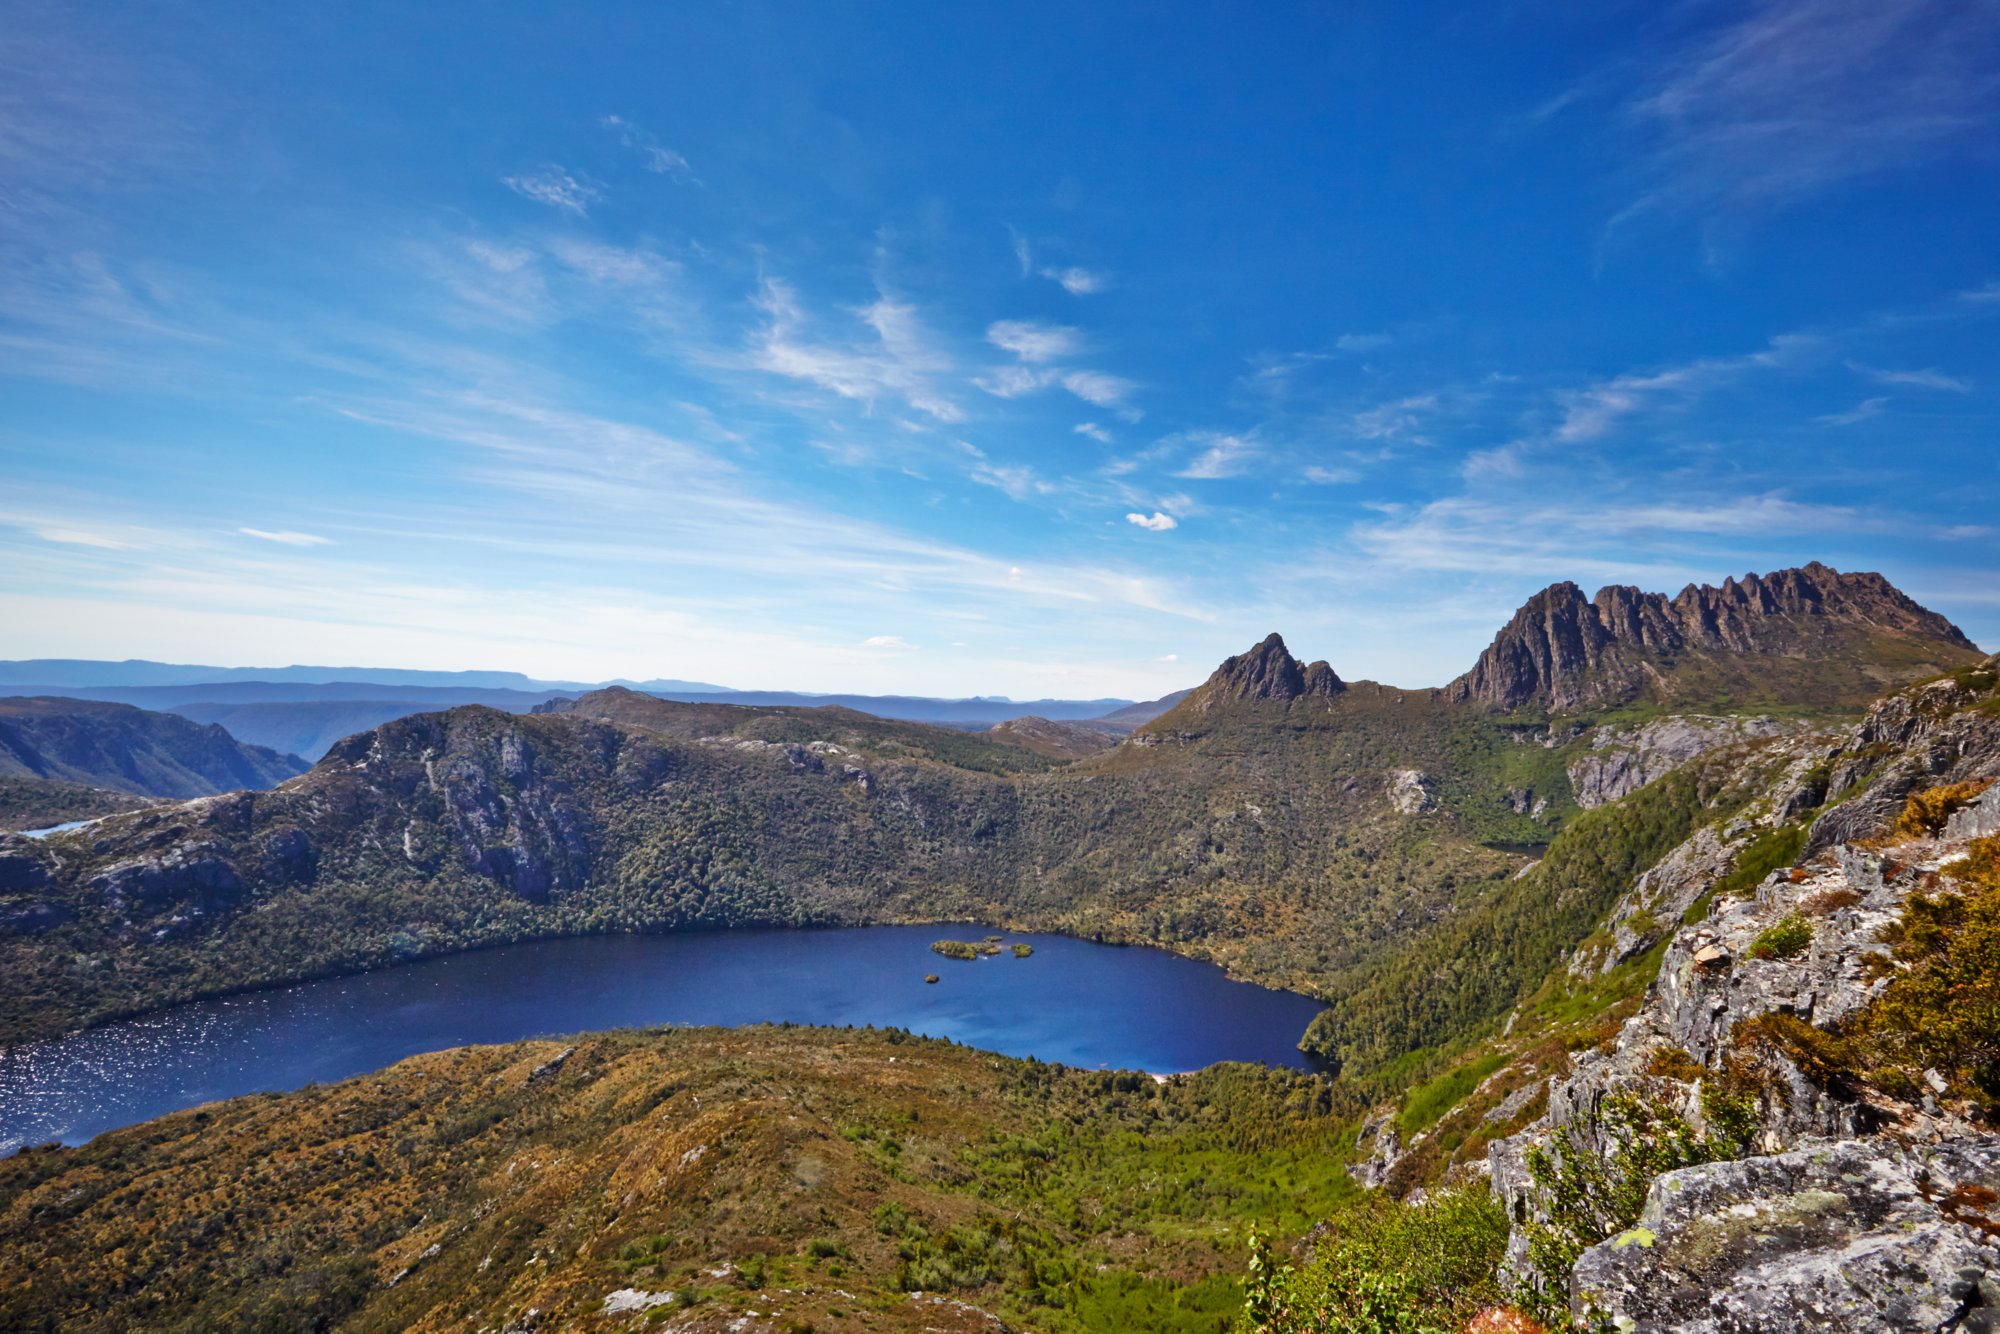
[0,925,1326,1152]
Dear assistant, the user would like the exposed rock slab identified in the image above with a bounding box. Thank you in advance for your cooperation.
[1571,1137,2000,1333]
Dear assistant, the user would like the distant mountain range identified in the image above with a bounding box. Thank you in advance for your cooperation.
[0,696,308,800]
[0,661,1173,758]
[0,660,729,693]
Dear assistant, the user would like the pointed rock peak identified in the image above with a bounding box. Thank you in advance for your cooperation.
[1184,634,1345,713]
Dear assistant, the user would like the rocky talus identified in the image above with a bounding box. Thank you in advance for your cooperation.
[1489,663,2000,1331]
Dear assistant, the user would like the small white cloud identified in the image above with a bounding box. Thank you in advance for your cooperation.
[1156,653,1179,662]
[239,527,334,547]
[1939,524,1997,541]
[1074,422,1113,444]
[1303,465,1358,484]
[1126,511,1178,531]
[1044,265,1107,295]
[1335,332,1391,352]
[862,634,916,649]
[1961,280,2000,303]
[1850,361,1972,392]
[503,165,599,215]
[987,319,1083,363]
[1815,396,1887,426]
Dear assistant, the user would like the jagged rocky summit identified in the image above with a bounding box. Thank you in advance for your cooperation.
[1171,633,1345,714]
[1448,562,1980,713]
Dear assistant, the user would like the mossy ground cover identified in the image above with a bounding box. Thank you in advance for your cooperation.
[0,1025,1360,1334]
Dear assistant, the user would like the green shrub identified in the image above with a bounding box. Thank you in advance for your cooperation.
[1239,1184,1508,1333]
[1515,1092,1726,1327]
[1748,913,1812,960]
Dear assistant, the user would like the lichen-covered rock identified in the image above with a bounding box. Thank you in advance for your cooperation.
[1571,1137,2000,1332]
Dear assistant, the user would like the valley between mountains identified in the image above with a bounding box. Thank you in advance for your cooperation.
[3,561,1998,1332]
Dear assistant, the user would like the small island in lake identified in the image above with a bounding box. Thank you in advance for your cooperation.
[930,939,1001,960]
[923,973,940,984]
[1011,943,1033,958]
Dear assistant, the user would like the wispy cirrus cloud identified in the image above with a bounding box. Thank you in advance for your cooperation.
[1850,361,1972,392]
[1043,265,1108,295]
[1817,396,1886,426]
[502,165,600,215]
[1061,370,1138,413]
[600,114,699,183]
[1174,431,1257,480]
[1607,0,2000,228]
[546,237,679,288]
[987,319,1082,363]
[973,318,1139,417]
[747,278,964,422]
[1349,491,1869,584]
[1006,230,1110,295]
[239,527,333,547]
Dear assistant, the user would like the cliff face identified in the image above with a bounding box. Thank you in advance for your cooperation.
[0,697,308,798]
[1448,563,1980,713]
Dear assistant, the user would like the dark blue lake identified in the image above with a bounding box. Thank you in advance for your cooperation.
[0,925,1326,1152]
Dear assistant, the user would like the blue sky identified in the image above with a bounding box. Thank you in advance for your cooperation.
[2,1,1997,698]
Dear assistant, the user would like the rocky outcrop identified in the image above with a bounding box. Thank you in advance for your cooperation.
[1171,634,1344,716]
[1446,564,1980,713]
[1387,769,1437,815]
[0,696,308,798]
[1567,715,1813,809]
[1571,1138,2000,1332]
[1488,660,2000,1329]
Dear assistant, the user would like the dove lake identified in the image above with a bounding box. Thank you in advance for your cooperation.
[0,925,1327,1152]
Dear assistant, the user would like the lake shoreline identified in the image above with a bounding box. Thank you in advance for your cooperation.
[1,924,1330,1152]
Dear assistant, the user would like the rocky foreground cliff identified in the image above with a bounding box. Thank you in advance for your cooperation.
[1337,658,2000,1331]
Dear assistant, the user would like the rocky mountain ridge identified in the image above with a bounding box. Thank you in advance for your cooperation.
[1447,562,1980,713]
